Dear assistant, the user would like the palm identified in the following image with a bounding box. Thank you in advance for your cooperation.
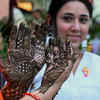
[0,23,46,99]
[39,34,73,95]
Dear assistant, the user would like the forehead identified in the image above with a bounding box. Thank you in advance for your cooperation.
[58,1,89,16]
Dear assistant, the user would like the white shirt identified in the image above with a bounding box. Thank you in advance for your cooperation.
[54,52,100,100]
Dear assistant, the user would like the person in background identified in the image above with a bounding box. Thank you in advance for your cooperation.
[21,0,100,100]
[90,34,100,55]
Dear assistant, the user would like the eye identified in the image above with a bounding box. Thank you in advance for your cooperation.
[79,17,89,24]
[62,15,73,23]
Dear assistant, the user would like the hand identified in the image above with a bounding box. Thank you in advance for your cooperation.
[19,24,73,100]
[20,64,73,100]
[38,35,73,95]
[0,23,46,99]
[19,23,74,100]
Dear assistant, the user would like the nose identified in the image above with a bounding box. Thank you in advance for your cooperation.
[71,19,80,32]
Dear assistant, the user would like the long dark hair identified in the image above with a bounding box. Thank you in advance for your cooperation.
[48,0,93,21]
[8,0,17,24]
[4,0,17,41]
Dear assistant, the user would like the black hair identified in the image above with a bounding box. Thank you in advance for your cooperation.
[48,0,93,21]
[4,0,17,41]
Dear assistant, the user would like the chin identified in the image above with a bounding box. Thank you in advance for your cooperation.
[72,42,80,50]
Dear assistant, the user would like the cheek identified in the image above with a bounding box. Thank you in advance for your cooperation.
[56,20,71,40]
[81,25,89,41]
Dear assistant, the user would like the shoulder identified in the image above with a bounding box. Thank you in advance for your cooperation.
[83,51,100,60]
[81,51,100,71]
[84,51,100,73]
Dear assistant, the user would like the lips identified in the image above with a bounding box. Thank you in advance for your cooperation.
[67,34,81,42]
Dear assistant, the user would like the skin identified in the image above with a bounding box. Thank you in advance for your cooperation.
[56,1,90,50]
[20,1,91,100]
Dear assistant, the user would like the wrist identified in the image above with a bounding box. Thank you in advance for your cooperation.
[23,93,40,100]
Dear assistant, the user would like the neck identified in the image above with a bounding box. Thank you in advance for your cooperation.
[72,47,81,61]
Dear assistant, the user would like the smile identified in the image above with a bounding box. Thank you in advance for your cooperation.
[67,34,81,42]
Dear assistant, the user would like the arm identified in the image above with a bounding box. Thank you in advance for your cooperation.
[0,23,46,100]
[20,65,72,100]
[45,65,72,99]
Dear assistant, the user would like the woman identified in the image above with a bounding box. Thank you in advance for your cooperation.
[21,0,100,100]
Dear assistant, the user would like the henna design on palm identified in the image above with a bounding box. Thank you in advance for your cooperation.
[39,34,74,94]
[0,22,73,100]
[0,23,46,100]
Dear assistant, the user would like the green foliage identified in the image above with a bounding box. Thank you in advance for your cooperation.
[0,20,8,62]
[89,17,100,40]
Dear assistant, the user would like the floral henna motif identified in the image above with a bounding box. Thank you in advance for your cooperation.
[0,22,73,99]
[39,35,73,94]
[0,23,46,100]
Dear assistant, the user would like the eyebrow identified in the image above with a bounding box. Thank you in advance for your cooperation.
[64,13,89,17]
[80,14,89,18]
[64,13,73,16]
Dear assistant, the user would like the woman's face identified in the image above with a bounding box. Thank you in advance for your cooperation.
[56,1,90,50]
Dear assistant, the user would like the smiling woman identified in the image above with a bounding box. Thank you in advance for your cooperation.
[23,0,100,100]
[1,0,100,100]
[56,1,90,50]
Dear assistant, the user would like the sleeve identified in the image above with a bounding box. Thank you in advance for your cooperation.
[0,90,4,100]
